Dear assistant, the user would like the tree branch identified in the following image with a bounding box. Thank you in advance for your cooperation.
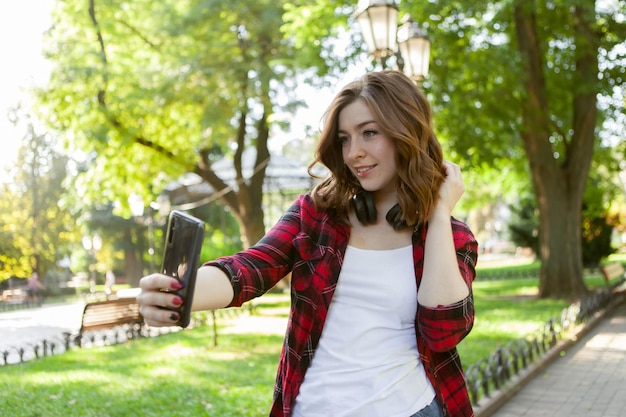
[88,0,187,167]
[116,19,161,51]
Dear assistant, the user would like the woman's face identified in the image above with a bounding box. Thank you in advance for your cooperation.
[339,99,397,197]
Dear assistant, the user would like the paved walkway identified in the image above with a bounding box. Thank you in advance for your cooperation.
[0,302,84,360]
[478,299,626,417]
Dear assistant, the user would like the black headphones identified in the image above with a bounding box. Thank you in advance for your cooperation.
[352,190,408,230]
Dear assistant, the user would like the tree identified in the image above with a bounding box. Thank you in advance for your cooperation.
[508,194,540,256]
[80,204,150,288]
[286,0,625,299]
[507,185,622,269]
[35,0,344,249]
[0,110,76,283]
[35,0,625,300]
[392,0,624,299]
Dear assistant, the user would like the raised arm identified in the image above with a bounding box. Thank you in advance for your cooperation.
[417,161,471,307]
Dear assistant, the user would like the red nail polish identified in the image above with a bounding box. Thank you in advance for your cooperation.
[170,280,183,290]
[169,312,179,321]
[172,296,183,306]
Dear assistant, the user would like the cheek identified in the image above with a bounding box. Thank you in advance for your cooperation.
[341,144,350,163]
[376,141,397,164]
[372,142,396,164]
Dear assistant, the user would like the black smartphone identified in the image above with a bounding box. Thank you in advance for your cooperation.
[161,210,205,328]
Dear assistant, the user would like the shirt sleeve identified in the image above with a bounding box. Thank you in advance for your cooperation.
[418,218,478,352]
[204,195,305,307]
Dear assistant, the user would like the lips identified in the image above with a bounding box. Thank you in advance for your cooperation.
[355,165,375,177]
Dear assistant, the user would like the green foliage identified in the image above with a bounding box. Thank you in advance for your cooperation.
[0,113,78,282]
[405,0,625,161]
[507,193,540,255]
[404,1,625,297]
[33,0,362,249]
[507,187,622,267]
[279,0,626,213]
[36,0,340,211]
[282,1,360,78]
[201,229,243,262]
[24,0,626,295]
[460,277,570,366]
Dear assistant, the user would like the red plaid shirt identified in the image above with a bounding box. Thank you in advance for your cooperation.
[206,193,478,417]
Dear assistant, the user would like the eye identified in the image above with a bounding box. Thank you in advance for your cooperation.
[363,129,377,138]
[338,135,350,145]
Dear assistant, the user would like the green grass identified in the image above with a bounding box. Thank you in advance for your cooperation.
[459,277,569,366]
[0,329,282,416]
[1,256,622,416]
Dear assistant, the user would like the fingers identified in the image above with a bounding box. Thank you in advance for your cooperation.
[139,273,182,292]
[442,161,464,191]
[433,161,465,218]
[443,160,462,180]
[137,274,184,327]
[139,305,181,327]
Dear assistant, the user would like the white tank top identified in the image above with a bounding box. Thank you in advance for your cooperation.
[292,245,435,417]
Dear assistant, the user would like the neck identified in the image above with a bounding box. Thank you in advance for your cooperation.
[370,191,398,215]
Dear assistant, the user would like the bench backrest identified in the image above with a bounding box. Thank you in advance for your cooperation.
[80,297,143,333]
[601,263,625,283]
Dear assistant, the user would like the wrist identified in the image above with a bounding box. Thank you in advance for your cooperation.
[428,205,451,223]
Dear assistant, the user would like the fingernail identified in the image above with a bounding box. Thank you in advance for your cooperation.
[172,296,183,306]
[169,312,179,322]
[170,281,183,290]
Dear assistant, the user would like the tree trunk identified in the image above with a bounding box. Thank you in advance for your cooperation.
[536,176,588,299]
[514,0,597,299]
[123,228,143,288]
[238,202,267,248]
[234,109,270,248]
[196,98,271,249]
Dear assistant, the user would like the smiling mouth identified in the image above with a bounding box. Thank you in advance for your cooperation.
[355,166,375,177]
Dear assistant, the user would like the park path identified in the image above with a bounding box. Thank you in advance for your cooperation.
[0,302,84,363]
[478,300,626,417]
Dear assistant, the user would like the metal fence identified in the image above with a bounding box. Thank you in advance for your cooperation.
[0,305,253,366]
[465,287,623,406]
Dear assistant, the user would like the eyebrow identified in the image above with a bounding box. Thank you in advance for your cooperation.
[338,120,378,134]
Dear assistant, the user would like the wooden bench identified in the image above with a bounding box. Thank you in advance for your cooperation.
[0,288,33,311]
[601,262,626,294]
[74,297,144,346]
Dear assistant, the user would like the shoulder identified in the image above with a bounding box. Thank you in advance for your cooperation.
[289,193,349,243]
[290,193,333,222]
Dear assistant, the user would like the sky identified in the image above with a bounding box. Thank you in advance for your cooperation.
[0,1,55,178]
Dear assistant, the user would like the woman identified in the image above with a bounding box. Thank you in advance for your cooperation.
[138,70,478,417]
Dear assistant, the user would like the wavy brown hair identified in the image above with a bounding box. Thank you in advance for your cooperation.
[308,70,445,227]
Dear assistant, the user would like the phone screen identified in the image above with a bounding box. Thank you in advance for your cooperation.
[161,210,205,328]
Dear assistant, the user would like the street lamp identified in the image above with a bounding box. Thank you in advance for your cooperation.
[129,193,158,274]
[82,234,102,294]
[354,0,431,82]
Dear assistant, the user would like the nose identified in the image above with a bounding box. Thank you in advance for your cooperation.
[346,137,365,161]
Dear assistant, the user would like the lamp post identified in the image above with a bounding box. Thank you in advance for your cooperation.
[129,194,155,274]
[82,234,102,294]
[129,194,157,274]
[354,0,431,83]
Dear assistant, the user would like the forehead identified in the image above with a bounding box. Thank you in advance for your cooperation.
[338,100,376,130]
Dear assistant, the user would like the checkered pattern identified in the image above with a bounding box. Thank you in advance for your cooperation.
[207,193,478,417]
